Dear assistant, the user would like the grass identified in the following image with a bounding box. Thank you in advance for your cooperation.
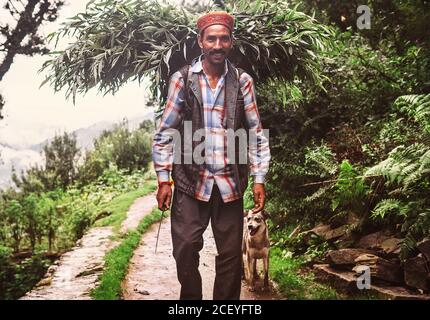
[90,179,162,300]
[94,180,157,233]
[91,207,167,300]
[270,247,340,300]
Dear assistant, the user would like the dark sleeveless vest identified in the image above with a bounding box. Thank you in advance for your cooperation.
[171,59,249,199]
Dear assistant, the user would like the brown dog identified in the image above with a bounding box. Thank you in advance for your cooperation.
[242,209,270,291]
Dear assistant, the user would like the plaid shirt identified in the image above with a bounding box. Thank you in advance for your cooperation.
[152,56,270,203]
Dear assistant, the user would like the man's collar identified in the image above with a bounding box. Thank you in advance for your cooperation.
[191,54,229,77]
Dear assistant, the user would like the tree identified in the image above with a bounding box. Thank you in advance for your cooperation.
[44,132,80,189]
[37,193,58,252]
[12,164,54,193]
[0,0,64,80]
[4,199,24,252]
[0,0,64,119]
[13,132,80,191]
[22,193,40,252]
[139,119,155,133]
[291,0,430,53]
[0,93,4,120]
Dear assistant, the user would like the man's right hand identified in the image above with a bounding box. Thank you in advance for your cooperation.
[156,184,172,211]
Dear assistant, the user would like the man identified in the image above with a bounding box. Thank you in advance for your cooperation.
[152,11,270,300]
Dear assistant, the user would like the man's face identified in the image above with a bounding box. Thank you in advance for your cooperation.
[198,24,233,66]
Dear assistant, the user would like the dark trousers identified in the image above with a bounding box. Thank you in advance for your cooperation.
[171,184,244,300]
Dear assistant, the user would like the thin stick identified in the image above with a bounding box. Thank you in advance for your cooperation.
[155,209,166,254]
[299,174,381,187]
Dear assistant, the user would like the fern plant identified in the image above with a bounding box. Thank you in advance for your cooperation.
[331,160,370,215]
[304,143,338,178]
[363,94,430,258]
[365,143,430,191]
[365,143,430,259]
[393,93,430,134]
[371,198,407,220]
[400,208,430,260]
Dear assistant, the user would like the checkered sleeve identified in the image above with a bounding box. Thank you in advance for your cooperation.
[239,72,271,184]
[152,71,185,182]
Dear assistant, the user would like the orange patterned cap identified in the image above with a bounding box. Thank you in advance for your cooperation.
[197,11,234,34]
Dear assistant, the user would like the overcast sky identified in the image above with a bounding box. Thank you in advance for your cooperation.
[0,0,152,148]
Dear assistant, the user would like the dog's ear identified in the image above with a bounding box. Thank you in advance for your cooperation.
[243,210,248,217]
[262,210,271,220]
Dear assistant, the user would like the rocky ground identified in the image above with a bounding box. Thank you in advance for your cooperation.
[299,221,430,300]
[20,226,116,300]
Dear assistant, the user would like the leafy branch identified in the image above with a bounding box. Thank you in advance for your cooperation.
[39,0,333,104]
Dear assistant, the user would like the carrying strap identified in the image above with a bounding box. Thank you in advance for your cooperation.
[178,65,192,115]
[179,64,190,85]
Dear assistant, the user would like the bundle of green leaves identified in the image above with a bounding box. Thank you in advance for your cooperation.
[41,0,332,107]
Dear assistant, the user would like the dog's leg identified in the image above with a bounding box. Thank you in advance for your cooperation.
[241,254,246,280]
[263,254,269,290]
[249,257,256,292]
[253,258,260,280]
[245,251,251,282]
[242,224,247,281]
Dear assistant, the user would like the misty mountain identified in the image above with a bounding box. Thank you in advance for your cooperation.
[30,112,153,153]
[0,111,154,189]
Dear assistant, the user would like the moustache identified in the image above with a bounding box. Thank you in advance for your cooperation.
[210,50,226,55]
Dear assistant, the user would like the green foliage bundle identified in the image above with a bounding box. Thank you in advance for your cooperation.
[40,0,332,105]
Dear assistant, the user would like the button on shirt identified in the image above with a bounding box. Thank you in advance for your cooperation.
[152,56,271,203]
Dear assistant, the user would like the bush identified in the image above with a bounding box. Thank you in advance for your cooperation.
[0,247,50,300]
[77,124,153,185]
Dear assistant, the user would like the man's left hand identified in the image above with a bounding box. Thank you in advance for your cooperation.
[252,183,266,213]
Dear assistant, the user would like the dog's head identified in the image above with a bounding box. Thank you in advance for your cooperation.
[244,209,270,237]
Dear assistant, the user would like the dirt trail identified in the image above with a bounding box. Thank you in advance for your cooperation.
[20,193,157,300]
[123,205,281,300]
[20,227,115,300]
[120,192,158,232]
[21,191,280,300]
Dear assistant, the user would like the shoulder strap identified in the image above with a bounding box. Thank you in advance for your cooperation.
[178,65,192,113]
[235,67,249,130]
[178,65,190,86]
[236,67,245,98]
[236,67,245,79]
